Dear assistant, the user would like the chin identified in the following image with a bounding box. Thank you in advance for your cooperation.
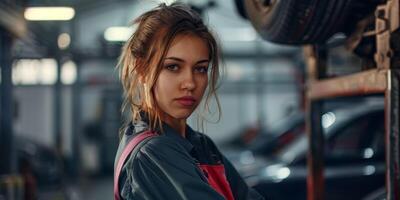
[170,110,194,120]
[171,113,191,120]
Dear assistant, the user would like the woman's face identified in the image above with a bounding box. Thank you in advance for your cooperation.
[153,34,210,121]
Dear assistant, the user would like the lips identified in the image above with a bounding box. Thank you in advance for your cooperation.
[175,96,196,106]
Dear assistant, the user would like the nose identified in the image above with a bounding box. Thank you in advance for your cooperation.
[181,71,196,91]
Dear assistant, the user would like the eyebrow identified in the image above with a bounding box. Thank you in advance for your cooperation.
[165,57,209,64]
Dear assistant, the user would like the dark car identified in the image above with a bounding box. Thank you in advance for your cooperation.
[363,187,386,200]
[228,101,385,200]
[15,137,69,200]
[16,137,63,188]
[248,111,305,156]
[221,99,368,157]
[221,111,305,155]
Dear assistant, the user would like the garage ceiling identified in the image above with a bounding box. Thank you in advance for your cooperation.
[4,0,298,59]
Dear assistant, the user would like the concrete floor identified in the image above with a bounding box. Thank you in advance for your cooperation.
[36,176,113,200]
[79,176,113,200]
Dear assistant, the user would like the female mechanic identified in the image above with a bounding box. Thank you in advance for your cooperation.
[114,3,265,200]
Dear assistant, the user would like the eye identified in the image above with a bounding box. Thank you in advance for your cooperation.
[165,64,179,71]
[194,66,208,74]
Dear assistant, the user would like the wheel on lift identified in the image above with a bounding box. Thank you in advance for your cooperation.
[235,0,381,45]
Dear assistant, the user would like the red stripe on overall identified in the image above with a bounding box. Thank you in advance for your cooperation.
[197,164,235,200]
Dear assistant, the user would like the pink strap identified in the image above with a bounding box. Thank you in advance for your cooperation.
[114,131,158,200]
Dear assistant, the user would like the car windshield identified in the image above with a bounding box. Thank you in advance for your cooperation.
[248,112,306,156]
[271,111,341,164]
[266,111,304,135]
[272,103,384,164]
[273,131,308,164]
[273,109,352,164]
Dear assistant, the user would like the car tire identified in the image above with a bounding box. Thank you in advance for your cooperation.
[241,0,378,45]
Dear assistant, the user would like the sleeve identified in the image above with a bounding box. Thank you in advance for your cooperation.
[120,136,226,200]
[222,154,265,200]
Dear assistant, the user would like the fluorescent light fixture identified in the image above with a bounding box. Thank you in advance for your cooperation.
[104,26,133,42]
[24,7,75,21]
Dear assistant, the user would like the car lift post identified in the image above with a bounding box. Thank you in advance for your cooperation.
[376,0,400,198]
[305,0,400,199]
[304,45,327,200]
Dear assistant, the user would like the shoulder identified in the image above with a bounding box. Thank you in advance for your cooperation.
[140,134,187,154]
[122,132,205,182]
[128,133,195,165]
[122,128,187,153]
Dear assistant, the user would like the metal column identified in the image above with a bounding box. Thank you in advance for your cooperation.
[386,69,400,199]
[304,45,327,200]
[70,57,82,178]
[54,57,63,154]
[0,28,15,174]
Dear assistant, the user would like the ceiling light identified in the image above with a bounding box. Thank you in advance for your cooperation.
[13,59,57,85]
[61,61,77,85]
[24,7,75,21]
[58,33,71,49]
[104,27,133,42]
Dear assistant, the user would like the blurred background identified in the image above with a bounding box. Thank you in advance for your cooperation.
[0,0,388,199]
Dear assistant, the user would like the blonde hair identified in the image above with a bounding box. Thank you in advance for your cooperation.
[118,3,221,134]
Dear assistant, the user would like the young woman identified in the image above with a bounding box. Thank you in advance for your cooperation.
[114,3,264,200]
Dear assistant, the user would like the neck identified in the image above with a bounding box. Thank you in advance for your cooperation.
[160,113,187,137]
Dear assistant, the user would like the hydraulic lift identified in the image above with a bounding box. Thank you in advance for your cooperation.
[306,0,400,199]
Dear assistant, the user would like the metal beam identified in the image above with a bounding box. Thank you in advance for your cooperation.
[69,48,300,62]
[308,69,388,100]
